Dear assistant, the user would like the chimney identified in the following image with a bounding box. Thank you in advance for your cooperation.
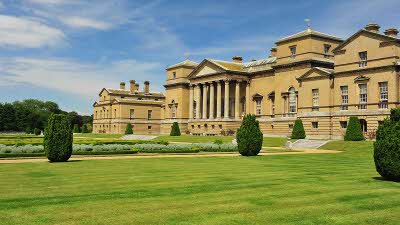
[384,28,399,37]
[270,47,277,57]
[144,81,150,93]
[120,82,126,90]
[365,23,380,33]
[135,83,139,92]
[232,56,243,63]
[129,80,136,94]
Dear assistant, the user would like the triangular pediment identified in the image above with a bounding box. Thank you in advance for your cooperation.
[98,88,110,96]
[188,59,226,79]
[297,67,332,81]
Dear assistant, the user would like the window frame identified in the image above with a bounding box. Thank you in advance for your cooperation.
[256,99,262,115]
[379,82,388,109]
[340,86,349,110]
[147,110,152,120]
[358,84,368,110]
[312,89,319,111]
[359,51,368,67]
[290,46,297,59]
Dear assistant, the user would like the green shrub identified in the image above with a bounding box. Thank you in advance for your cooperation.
[374,109,400,181]
[34,128,41,136]
[170,122,181,136]
[44,114,73,162]
[236,114,263,156]
[81,124,90,133]
[125,123,133,135]
[25,127,33,134]
[133,144,198,153]
[344,117,365,141]
[291,119,306,139]
[73,124,81,133]
[213,139,223,145]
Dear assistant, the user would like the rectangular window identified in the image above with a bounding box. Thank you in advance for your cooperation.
[340,86,349,110]
[256,100,262,115]
[290,46,296,59]
[289,124,294,129]
[359,51,367,67]
[148,110,152,120]
[148,126,152,130]
[129,109,134,119]
[312,122,318,129]
[340,121,347,129]
[359,84,367,109]
[312,89,319,111]
[324,44,331,58]
[172,72,176,79]
[271,98,275,116]
[379,82,388,109]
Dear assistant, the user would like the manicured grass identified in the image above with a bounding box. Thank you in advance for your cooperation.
[74,133,124,139]
[1,141,399,224]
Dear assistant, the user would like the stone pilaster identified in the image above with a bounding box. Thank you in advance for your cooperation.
[202,83,208,119]
[235,80,240,119]
[189,84,194,119]
[209,82,215,119]
[216,81,222,119]
[224,80,230,118]
[195,84,201,119]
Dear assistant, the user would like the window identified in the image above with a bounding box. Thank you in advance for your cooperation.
[312,122,319,129]
[211,125,215,129]
[171,100,177,118]
[191,125,194,129]
[359,119,367,132]
[256,99,262,115]
[340,86,349,110]
[379,82,388,109]
[359,51,367,67]
[193,101,197,118]
[289,124,294,129]
[148,126,152,130]
[289,87,296,113]
[219,124,223,129]
[106,110,109,118]
[129,109,134,119]
[359,84,367,109]
[312,89,319,111]
[290,46,296,59]
[271,97,275,116]
[340,121,347,129]
[147,110,152,120]
[324,44,331,58]
[172,72,176,79]
[198,125,201,129]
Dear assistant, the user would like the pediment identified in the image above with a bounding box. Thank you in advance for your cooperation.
[188,60,226,79]
[297,68,331,81]
[98,88,109,96]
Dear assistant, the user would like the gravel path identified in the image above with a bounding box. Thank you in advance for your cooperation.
[0,149,341,164]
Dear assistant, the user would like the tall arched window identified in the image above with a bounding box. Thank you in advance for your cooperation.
[289,87,296,113]
[171,100,177,118]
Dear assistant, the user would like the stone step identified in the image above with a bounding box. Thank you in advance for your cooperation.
[288,139,330,149]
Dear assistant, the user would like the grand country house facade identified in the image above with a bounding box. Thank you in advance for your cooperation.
[93,23,400,139]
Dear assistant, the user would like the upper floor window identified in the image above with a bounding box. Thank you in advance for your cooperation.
[359,84,367,109]
[103,96,106,101]
[172,72,176,79]
[379,82,388,109]
[359,51,367,67]
[171,101,177,118]
[129,109,134,119]
[148,110,152,120]
[289,87,296,113]
[114,109,117,118]
[256,99,262,115]
[271,97,275,115]
[340,86,349,110]
[312,89,319,111]
[324,44,331,58]
[290,46,296,59]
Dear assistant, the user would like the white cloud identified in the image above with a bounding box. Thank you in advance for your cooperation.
[0,57,164,98]
[62,16,111,30]
[28,0,78,5]
[0,14,65,48]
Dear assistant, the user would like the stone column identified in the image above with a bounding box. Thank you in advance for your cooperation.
[195,84,201,119]
[246,81,251,115]
[224,80,230,118]
[189,85,194,119]
[235,80,240,119]
[209,82,215,119]
[202,83,208,119]
[216,81,222,119]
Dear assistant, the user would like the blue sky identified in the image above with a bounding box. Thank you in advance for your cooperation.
[0,0,399,115]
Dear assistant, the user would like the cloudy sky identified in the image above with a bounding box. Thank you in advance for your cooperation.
[0,0,399,114]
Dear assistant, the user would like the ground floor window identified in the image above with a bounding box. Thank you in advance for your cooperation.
[340,121,347,129]
[359,119,367,132]
[312,122,318,129]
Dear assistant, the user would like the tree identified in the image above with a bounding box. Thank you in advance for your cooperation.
[291,119,306,139]
[73,124,81,133]
[81,124,90,133]
[1,103,17,131]
[170,122,181,136]
[344,117,365,141]
[34,128,41,136]
[374,108,400,181]
[125,123,133,135]
[236,114,263,156]
[44,114,73,162]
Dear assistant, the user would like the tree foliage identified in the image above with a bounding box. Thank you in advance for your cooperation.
[344,117,365,141]
[73,124,81,133]
[236,114,263,156]
[81,124,90,133]
[125,123,133,135]
[170,122,181,136]
[44,114,73,162]
[374,108,400,181]
[291,119,306,139]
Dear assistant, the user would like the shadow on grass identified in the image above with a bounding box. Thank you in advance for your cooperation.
[372,176,400,183]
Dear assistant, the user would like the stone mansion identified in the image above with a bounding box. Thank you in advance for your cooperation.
[93,23,400,139]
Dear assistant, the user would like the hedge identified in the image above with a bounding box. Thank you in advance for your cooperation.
[236,114,263,156]
[44,114,73,162]
[291,119,306,139]
[344,116,365,141]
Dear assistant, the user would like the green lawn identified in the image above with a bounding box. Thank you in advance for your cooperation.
[1,141,399,224]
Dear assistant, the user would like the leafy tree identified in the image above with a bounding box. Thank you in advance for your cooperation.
[374,108,400,181]
[170,122,181,136]
[73,124,81,133]
[44,114,73,162]
[344,117,365,141]
[125,123,133,135]
[236,114,263,156]
[291,119,306,139]
[81,124,90,133]
[34,128,41,136]
[1,103,17,131]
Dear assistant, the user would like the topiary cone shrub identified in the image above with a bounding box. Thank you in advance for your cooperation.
[170,122,181,136]
[291,119,306,139]
[44,114,73,162]
[125,123,133,135]
[344,116,365,141]
[374,108,400,181]
[73,124,81,133]
[236,114,263,156]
